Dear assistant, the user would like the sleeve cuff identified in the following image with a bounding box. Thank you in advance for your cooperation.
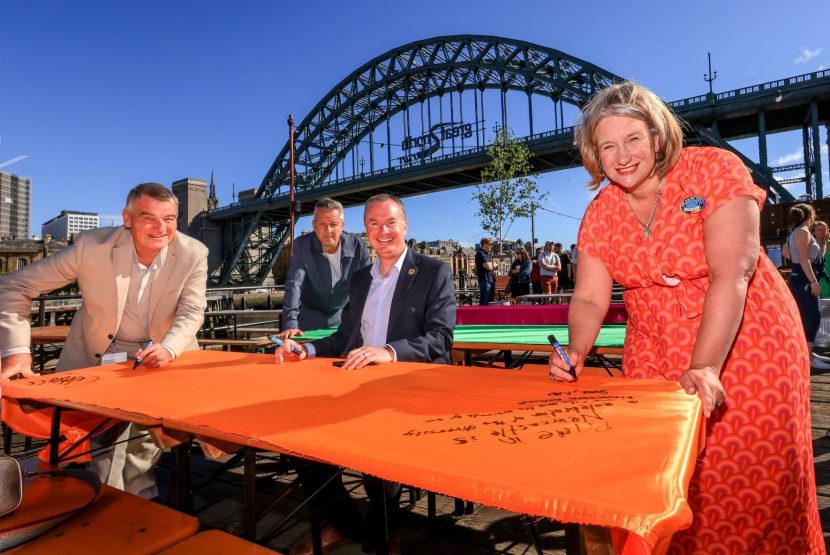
[161,345,177,361]
[305,343,317,358]
[385,344,398,362]
[1,345,32,359]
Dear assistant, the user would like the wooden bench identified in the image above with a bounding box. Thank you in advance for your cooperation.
[494,275,512,301]
[7,484,199,554]
[158,529,281,554]
[197,337,273,351]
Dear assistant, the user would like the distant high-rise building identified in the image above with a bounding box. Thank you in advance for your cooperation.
[42,210,100,241]
[0,172,31,239]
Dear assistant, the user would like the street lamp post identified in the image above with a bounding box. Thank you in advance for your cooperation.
[288,115,296,255]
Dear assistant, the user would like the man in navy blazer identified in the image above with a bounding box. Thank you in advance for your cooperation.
[276,194,455,554]
[281,198,370,336]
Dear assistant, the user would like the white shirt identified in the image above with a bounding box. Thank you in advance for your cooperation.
[321,243,342,288]
[306,247,407,360]
[360,247,407,350]
[539,251,560,277]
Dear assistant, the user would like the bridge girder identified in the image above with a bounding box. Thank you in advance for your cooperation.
[213,35,621,285]
[258,35,620,199]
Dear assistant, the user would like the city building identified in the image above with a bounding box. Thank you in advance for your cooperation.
[0,171,31,240]
[0,236,68,275]
[41,210,100,241]
[172,177,208,234]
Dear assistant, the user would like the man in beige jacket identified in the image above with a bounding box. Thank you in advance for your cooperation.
[0,182,208,497]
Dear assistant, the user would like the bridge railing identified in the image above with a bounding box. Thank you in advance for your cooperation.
[208,125,579,214]
[669,68,830,111]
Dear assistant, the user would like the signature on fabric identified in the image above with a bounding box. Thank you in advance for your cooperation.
[403,390,632,445]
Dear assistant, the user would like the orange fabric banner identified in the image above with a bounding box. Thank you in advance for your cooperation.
[1,398,112,463]
[1,351,702,552]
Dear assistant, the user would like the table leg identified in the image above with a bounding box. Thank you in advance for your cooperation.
[49,407,62,466]
[243,446,257,539]
[170,442,193,512]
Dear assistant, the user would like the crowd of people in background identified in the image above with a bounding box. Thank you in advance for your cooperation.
[475,238,577,304]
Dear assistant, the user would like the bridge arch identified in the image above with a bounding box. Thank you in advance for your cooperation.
[258,34,621,197]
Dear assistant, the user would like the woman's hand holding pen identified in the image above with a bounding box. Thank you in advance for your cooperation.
[548,348,585,382]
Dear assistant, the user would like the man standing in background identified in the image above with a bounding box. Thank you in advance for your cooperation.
[280,198,370,338]
[475,237,495,305]
[538,241,561,294]
[554,243,572,290]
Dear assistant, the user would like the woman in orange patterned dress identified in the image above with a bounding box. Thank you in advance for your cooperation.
[549,82,823,554]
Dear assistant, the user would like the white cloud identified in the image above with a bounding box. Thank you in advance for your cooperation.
[774,149,803,166]
[794,47,822,64]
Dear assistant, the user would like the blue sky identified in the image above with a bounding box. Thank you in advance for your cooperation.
[1,0,828,247]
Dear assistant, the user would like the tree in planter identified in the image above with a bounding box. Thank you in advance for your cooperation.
[472,126,548,254]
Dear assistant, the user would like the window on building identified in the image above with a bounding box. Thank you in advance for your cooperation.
[17,259,26,270]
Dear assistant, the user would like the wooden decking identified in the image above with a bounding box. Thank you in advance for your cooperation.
[810,363,830,551]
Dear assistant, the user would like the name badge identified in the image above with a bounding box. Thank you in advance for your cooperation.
[680,197,706,214]
[101,352,128,365]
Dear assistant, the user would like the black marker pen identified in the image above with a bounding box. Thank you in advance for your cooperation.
[547,334,578,380]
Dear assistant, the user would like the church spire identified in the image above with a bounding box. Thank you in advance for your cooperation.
[208,170,219,210]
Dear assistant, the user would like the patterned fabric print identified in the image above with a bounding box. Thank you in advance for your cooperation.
[578,147,823,554]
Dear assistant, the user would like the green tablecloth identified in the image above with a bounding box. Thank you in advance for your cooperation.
[298,324,626,348]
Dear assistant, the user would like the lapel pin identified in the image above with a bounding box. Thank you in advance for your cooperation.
[680,197,705,214]
[408,268,417,276]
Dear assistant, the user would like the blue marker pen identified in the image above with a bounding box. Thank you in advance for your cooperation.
[133,340,154,369]
[547,334,578,380]
[269,335,302,354]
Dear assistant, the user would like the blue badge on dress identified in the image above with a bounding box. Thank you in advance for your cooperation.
[680,197,706,214]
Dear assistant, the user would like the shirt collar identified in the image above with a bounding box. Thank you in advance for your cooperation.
[370,246,408,279]
[134,245,167,271]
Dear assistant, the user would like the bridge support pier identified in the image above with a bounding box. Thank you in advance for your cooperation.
[758,111,768,169]
[811,100,823,199]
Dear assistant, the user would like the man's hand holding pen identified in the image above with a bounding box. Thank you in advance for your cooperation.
[133,340,171,369]
[272,336,307,364]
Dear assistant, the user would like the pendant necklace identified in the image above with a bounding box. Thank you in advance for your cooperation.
[628,178,665,239]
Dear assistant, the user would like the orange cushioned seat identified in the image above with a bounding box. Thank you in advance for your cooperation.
[158,529,280,554]
[7,485,199,554]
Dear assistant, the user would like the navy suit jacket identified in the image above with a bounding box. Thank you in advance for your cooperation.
[311,248,456,364]
[282,232,371,331]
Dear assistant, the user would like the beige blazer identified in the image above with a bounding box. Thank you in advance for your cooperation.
[0,226,208,371]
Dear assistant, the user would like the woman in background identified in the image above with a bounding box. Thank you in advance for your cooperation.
[508,248,532,298]
[784,205,830,369]
[811,219,830,297]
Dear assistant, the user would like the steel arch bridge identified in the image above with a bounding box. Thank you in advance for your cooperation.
[207,34,830,286]
[209,35,620,285]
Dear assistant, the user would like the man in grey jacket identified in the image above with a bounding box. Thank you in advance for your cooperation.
[280,198,370,337]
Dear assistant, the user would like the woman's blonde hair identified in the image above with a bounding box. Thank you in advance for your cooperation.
[574,81,685,190]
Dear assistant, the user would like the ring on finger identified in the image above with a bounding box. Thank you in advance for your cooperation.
[713,400,722,409]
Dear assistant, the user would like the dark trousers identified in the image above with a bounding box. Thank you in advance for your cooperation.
[479,280,495,305]
[294,459,401,547]
[789,267,821,342]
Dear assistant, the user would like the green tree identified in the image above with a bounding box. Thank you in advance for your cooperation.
[473,126,548,253]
